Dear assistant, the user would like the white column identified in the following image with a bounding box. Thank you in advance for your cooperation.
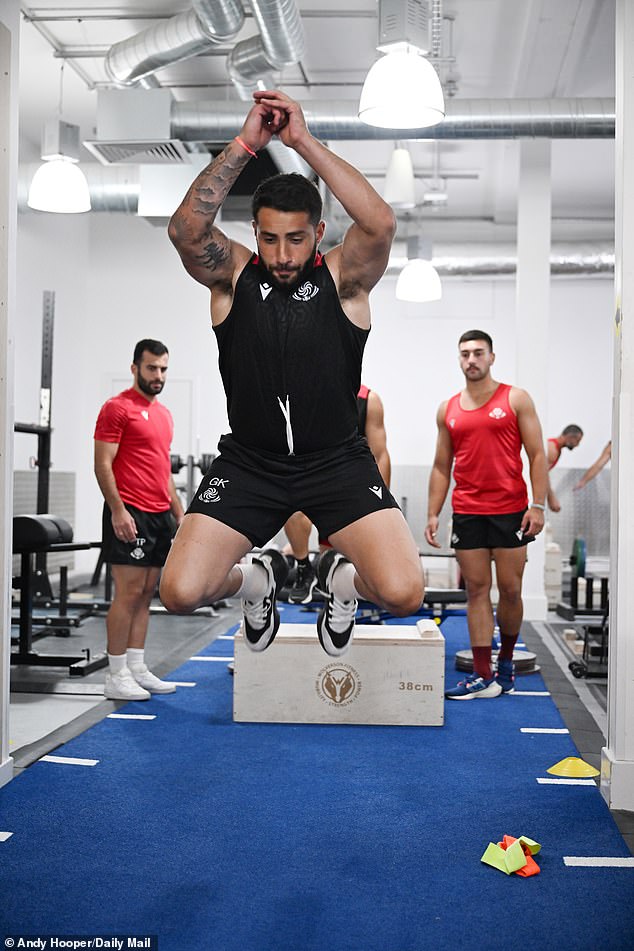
[515,139,551,621]
[601,0,634,811]
[0,2,19,788]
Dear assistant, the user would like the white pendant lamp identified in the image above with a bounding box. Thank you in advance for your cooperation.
[396,236,442,302]
[27,63,91,214]
[28,156,91,214]
[359,48,445,130]
[358,0,445,130]
[383,144,416,209]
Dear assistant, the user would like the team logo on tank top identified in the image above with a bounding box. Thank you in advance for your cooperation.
[292,281,319,301]
[488,407,507,419]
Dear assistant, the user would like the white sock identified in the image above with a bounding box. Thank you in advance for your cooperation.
[127,648,145,670]
[108,652,128,675]
[236,562,269,601]
[330,561,358,601]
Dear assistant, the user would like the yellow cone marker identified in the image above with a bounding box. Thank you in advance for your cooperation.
[546,756,599,778]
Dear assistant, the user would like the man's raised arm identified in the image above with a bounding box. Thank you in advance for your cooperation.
[253,90,396,295]
[168,98,288,289]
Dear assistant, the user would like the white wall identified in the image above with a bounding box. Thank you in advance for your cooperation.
[14,208,614,571]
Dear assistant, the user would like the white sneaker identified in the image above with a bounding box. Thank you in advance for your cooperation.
[104,667,151,701]
[129,664,176,694]
[241,549,289,652]
[316,551,357,656]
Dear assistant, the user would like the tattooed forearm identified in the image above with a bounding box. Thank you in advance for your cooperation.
[168,142,250,270]
[183,146,249,222]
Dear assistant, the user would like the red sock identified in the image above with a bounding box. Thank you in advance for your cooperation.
[498,633,518,662]
[472,645,493,680]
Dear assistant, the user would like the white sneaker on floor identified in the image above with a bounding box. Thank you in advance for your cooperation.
[104,667,151,701]
[129,665,176,694]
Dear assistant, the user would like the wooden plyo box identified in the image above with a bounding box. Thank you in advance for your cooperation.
[233,620,445,726]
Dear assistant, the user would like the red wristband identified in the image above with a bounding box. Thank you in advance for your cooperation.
[235,136,257,158]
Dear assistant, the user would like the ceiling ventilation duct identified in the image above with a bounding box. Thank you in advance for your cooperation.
[84,88,192,166]
[171,97,615,142]
[227,0,305,97]
[104,0,245,86]
[99,0,307,175]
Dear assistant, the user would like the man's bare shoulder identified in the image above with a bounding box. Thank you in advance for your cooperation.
[437,399,450,425]
[508,385,535,412]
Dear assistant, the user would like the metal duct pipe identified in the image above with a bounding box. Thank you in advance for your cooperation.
[408,250,614,278]
[103,0,306,173]
[227,0,305,95]
[172,97,615,141]
[104,0,245,86]
[225,0,307,176]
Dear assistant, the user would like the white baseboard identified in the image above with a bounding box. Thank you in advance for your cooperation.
[601,747,634,811]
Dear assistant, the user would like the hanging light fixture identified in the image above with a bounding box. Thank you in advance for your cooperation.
[359,0,445,130]
[27,63,91,214]
[422,140,448,204]
[383,143,416,209]
[396,235,442,302]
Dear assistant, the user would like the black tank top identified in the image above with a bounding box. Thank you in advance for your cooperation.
[214,253,369,455]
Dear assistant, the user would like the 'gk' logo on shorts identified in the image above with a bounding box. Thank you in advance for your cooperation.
[199,477,229,503]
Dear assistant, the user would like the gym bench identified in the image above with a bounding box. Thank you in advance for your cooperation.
[12,514,107,676]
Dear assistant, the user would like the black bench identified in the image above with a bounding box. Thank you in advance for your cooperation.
[12,514,107,675]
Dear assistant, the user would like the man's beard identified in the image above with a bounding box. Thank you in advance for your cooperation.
[265,241,318,292]
[136,370,164,396]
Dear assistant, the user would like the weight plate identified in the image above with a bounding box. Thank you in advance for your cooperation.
[455,649,539,674]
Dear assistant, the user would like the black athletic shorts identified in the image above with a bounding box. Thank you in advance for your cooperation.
[101,502,175,567]
[451,510,535,550]
[186,433,400,548]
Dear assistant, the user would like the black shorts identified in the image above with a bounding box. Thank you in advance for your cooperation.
[451,510,535,550]
[186,434,400,548]
[102,503,175,567]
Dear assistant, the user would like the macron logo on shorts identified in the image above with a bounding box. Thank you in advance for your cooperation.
[516,529,524,540]
[369,485,383,499]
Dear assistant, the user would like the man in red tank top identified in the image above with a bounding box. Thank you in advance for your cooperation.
[425,330,548,700]
[546,424,583,511]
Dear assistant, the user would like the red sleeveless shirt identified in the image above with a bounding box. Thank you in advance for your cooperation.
[547,437,561,470]
[445,382,528,514]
